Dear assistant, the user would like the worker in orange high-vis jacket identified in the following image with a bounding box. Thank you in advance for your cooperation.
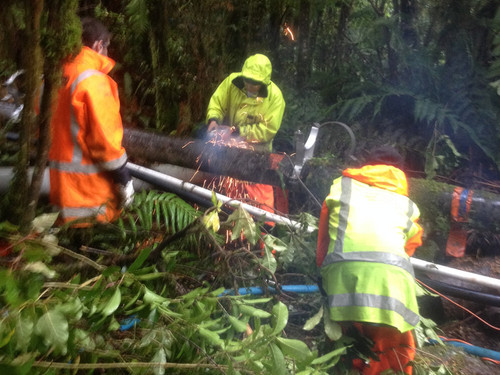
[48,17,134,226]
[317,146,423,375]
[206,54,285,221]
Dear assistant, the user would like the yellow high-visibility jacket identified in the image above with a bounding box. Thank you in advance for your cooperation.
[317,164,423,333]
[206,54,285,152]
[49,47,127,225]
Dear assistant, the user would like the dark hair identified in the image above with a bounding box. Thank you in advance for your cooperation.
[364,145,404,169]
[81,17,111,47]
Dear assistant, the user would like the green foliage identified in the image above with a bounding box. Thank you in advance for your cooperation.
[322,0,500,176]
[0,217,351,374]
[41,0,81,65]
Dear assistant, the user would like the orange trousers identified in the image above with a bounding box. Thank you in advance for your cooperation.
[244,183,274,214]
[224,180,275,226]
[352,323,415,375]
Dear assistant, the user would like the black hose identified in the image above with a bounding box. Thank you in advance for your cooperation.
[417,275,500,307]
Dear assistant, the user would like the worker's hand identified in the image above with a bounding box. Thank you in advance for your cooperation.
[118,180,135,208]
[207,120,219,133]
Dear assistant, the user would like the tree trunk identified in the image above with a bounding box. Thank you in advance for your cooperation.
[10,0,43,233]
[296,0,310,89]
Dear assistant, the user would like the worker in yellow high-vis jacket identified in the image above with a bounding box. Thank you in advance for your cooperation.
[206,54,285,218]
[317,146,423,374]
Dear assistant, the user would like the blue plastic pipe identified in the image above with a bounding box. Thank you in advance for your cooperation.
[429,338,500,362]
[221,284,319,296]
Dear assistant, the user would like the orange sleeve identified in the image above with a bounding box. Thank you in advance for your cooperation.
[404,221,423,257]
[317,201,330,267]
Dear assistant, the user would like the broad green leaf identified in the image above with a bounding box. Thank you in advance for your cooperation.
[55,297,84,322]
[0,221,18,233]
[271,301,288,335]
[210,190,223,210]
[99,288,121,317]
[263,234,288,253]
[0,327,15,348]
[199,327,224,347]
[23,261,57,279]
[3,271,22,306]
[108,317,121,331]
[226,207,259,245]
[238,304,271,318]
[8,353,36,374]
[143,286,168,305]
[260,247,277,274]
[152,348,167,375]
[31,213,59,233]
[34,310,69,355]
[209,287,226,297]
[200,317,223,329]
[157,306,183,318]
[202,210,220,232]
[181,286,209,301]
[310,345,349,365]
[73,329,95,351]
[232,297,272,305]
[15,316,34,351]
[303,306,323,331]
[228,315,248,333]
[323,311,342,341]
[128,247,153,273]
[269,343,287,375]
[123,287,142,310]
[102,265,121,277]
[277,337,313,364]
[295,369,325,375]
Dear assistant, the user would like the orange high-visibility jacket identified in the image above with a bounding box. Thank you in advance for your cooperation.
[49,47,127,224]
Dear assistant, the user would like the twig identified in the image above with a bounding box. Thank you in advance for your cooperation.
[55,245,105,272]
[30,361,236,371]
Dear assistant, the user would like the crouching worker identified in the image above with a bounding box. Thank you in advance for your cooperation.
[49,17,134,226]
[317,146,423,374]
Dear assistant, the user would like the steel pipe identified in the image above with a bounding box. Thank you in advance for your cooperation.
[126,162,315,231]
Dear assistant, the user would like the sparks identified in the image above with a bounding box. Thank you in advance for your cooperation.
[283,23,295,41]
[182,141,194,149]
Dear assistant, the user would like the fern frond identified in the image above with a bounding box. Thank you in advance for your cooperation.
[127,190,201,234]
[125,0,150,35]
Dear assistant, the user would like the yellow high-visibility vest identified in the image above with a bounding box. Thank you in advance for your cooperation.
[321,170,421,333]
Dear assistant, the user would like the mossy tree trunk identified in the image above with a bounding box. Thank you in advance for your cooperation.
[25,0,81,230]
[6,0,80,232]
[8,0,43,233]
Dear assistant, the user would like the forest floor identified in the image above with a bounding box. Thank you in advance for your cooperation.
[416,255,500,374]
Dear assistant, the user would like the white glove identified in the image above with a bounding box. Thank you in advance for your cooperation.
[118,180,135,208]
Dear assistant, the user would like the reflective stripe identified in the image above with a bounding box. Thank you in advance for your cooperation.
[404,199,415,235]
[49,152,127,174]
[328,293,420,327]
[49,160,101,174]
[70,69,102,95]
[332,176,352,254]
[100,152,128,170]
[70,70,103,166]
[322,251,415,277]
[58,205,107,219]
